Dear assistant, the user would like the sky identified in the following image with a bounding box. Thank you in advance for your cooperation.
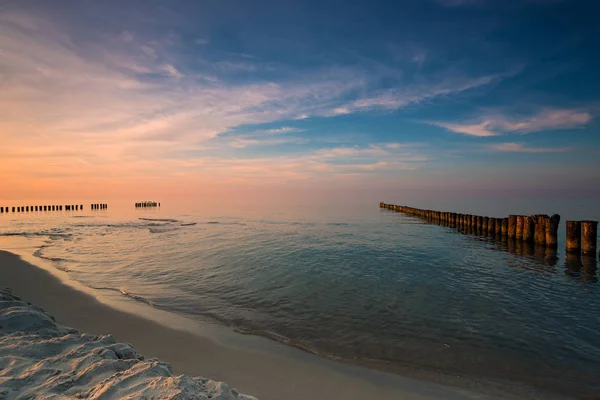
[1,0,599,203]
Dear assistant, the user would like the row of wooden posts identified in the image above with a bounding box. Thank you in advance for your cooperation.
[0,204,108,213]
[135,201,160,208]
[380,203,599,258]
[1,205,83,212]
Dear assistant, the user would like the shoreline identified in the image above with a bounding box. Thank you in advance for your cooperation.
[0,249,567,400]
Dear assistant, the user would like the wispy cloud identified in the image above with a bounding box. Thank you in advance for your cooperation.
[490,142,573,153]
[335,72,512,115]
[431,121,497,137]
[263,127,303,134]
[431,108,592,136]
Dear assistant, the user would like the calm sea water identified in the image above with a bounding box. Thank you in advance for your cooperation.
[1,201,599,398]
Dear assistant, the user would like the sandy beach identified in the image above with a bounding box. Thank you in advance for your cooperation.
[0,249,526,400]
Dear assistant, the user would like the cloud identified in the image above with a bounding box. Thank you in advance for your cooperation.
[263,127,303,134]
[334,72,511,115]
[490,143,573,153]
[431,108,592,136]
[430,121,497,137]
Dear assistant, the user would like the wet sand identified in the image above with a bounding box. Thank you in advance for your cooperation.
[0,250,533,400]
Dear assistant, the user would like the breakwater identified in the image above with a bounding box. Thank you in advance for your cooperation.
[380,202,599,259]
[0,204,107,213]
[135,201,160,208]
[0,204,84,212]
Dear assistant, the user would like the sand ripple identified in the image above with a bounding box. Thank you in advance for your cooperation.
[0,287,257,400]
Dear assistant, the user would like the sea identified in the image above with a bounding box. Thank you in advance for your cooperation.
[1,200,599,399]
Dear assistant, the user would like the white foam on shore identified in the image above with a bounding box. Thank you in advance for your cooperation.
[0,287,257,400]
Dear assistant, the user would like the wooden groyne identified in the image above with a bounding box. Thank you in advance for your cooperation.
[135,201,160,208]
[380,202,599,258]
[0,204,106,213]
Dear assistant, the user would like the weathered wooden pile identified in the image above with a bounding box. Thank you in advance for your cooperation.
[380,202,598,258]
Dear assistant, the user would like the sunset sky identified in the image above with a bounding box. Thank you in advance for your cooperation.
[1,0,598,202]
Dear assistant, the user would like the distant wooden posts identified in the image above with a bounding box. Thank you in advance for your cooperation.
[135,201,160,208]
[566,221,582,254]
[91,204,108,210]
[581,221,598,256]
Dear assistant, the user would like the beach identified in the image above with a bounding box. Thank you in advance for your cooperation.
[0,249,529,400]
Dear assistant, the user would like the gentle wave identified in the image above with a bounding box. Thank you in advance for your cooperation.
[149,227,180,234]
[119,289,155,307]
[139,218,179,223]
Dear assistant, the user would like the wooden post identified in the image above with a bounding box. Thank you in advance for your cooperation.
[523,216,535,243]
[12,207,15,212]
[515,216,524,240]
[566,221,582,254]
[545,214,560,249]
[581,221,598,256]
[487,217,495,236]
[508,215,517,239]
[495,218,502,235]
[481,217,488,234]
[534,215,548,246]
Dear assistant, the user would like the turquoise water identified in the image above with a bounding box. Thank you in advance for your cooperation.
[1,201,599,398]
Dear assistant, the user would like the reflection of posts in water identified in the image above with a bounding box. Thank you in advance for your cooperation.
[508,215,517,239]
[566,221,582,254]
[521,241,534,257]
[545,214,560,249]
[507,238,516,254]
[544,247,558,267]
[534,244,546,263]
[581,221,598,256]
[515,215,524,241]
[534,215,549,246]
[565,252,583,278]
[523,216,535,243]
[581,256,598,283]
[514,239,523,256]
